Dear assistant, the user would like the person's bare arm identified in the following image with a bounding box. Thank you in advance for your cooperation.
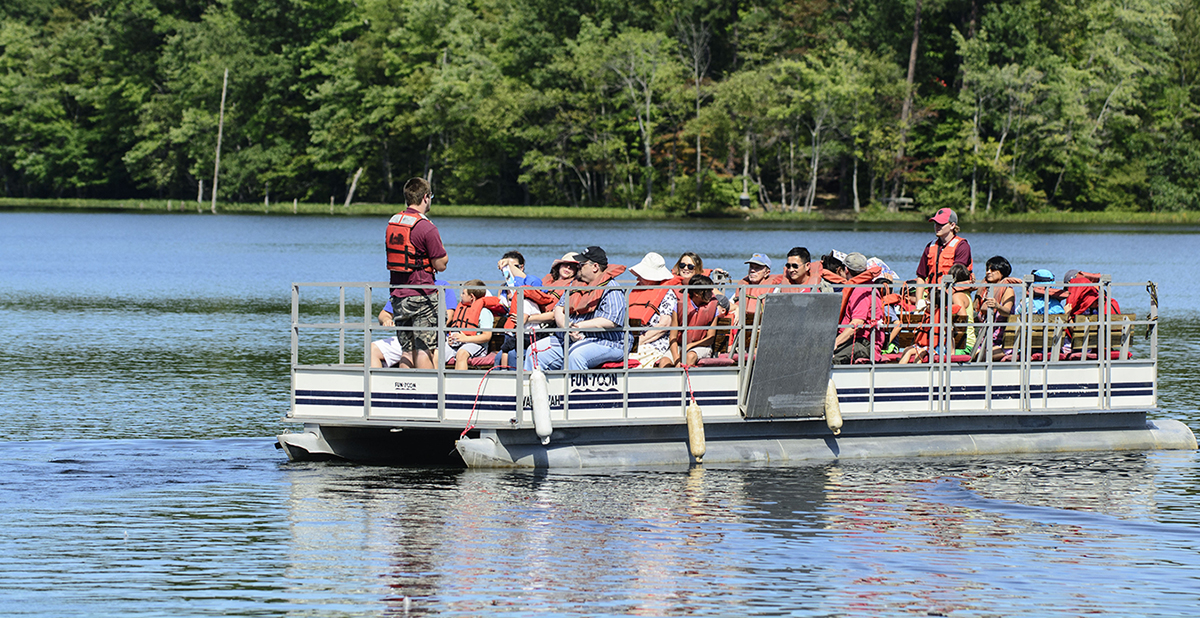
[430,255,449,272]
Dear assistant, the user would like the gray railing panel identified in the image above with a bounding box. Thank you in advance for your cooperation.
[742,293,840,419]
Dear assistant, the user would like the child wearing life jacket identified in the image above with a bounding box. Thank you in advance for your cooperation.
[443,280,504,370]
[675,274,719,365]
[899,264,975,363]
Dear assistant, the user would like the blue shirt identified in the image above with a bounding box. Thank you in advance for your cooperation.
[1028,296,1064,315]
[558,287,627,349]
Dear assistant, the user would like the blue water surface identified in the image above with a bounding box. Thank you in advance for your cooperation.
[2,211,1199,616]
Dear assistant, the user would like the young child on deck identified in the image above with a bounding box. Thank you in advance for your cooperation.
[443,280,500,370]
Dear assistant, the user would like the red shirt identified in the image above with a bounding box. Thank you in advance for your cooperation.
[841,287,886,360]
[390,208,446,299]
[1065,276,1119,315]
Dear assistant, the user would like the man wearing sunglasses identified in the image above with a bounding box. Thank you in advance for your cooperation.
[385,177,449,369]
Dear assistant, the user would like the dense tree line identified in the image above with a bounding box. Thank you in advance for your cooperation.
[2,0,1198,214]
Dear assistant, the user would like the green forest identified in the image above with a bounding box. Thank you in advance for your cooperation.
[2,0,1199,215]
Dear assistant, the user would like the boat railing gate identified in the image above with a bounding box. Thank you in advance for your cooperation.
[290,276,1157,422]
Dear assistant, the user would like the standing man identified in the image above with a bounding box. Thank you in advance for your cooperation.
[386,177,449,368]
[917,208,973,285]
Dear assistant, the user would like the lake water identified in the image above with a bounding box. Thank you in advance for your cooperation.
[2,210,1199,616]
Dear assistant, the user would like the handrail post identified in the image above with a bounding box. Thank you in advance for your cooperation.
[291,283,299,418]
[364,285,372,420]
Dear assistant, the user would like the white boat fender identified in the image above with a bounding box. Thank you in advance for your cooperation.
[686,398,706,463]
[530,368,553,445]
[825,377,843,436]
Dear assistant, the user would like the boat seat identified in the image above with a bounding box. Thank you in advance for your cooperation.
[599,359,640,369]
[890,312,924,349]
[1003,314,1070,359]
[1071,314,1136,358]
[712,316,733,356]
[696,353,736,367]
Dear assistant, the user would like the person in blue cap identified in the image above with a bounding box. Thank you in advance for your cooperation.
[1028,269,1065,315]
[731,253,777,319]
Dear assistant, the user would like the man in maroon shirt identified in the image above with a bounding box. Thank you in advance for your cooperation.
[386,177,449,368]
[916,208,972,285]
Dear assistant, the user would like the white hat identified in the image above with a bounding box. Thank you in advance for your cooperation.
[551,252,581,269]
[629,252,673,282]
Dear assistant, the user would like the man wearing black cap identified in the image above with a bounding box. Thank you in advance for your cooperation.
[525,246,627,371]
[917,208,973,285]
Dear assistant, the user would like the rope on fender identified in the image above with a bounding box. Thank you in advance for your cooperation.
[459,366,497,438]
[681,363,696,402]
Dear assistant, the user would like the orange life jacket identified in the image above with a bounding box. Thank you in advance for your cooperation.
[738,277,776,314]
[568,264,626,316]
[447,296,507,337]
[774,271,814,294]
[924,236,973,283]
[385,212,433,274]
[628,286,671,326]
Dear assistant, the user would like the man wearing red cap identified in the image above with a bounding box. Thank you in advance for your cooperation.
[916,208,973,285]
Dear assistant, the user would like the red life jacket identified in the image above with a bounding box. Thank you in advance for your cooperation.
[683,298,719,347]
[447,296,507,336]
[522,280,568,311]
[923,302,968,350]
[924,236,973,283]
[1065,275,1121,316]
[628,286,671,326]
[500,278,574,331]
[385,212,433,274]
[568,264,626,316]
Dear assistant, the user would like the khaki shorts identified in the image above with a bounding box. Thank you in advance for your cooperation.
[393,293,439,354]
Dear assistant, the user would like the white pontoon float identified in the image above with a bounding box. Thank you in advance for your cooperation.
[277,277,1196,467]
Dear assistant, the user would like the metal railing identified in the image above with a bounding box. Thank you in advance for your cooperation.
[290,275,1157,421]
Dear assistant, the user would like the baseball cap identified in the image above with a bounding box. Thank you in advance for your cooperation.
[929,208,958,225]
[844,252,868,274]
[576,246,608,268]
[1032,269,1054,283]
[744,253,772,269]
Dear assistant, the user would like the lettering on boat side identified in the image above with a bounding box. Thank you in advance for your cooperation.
[523,394,563,409]
[393,382,417,391]
[570,373,619,391]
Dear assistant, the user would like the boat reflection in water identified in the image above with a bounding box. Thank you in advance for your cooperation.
[281,451,1198,615]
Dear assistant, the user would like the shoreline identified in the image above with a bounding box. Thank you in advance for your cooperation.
[4,197,1200,226]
